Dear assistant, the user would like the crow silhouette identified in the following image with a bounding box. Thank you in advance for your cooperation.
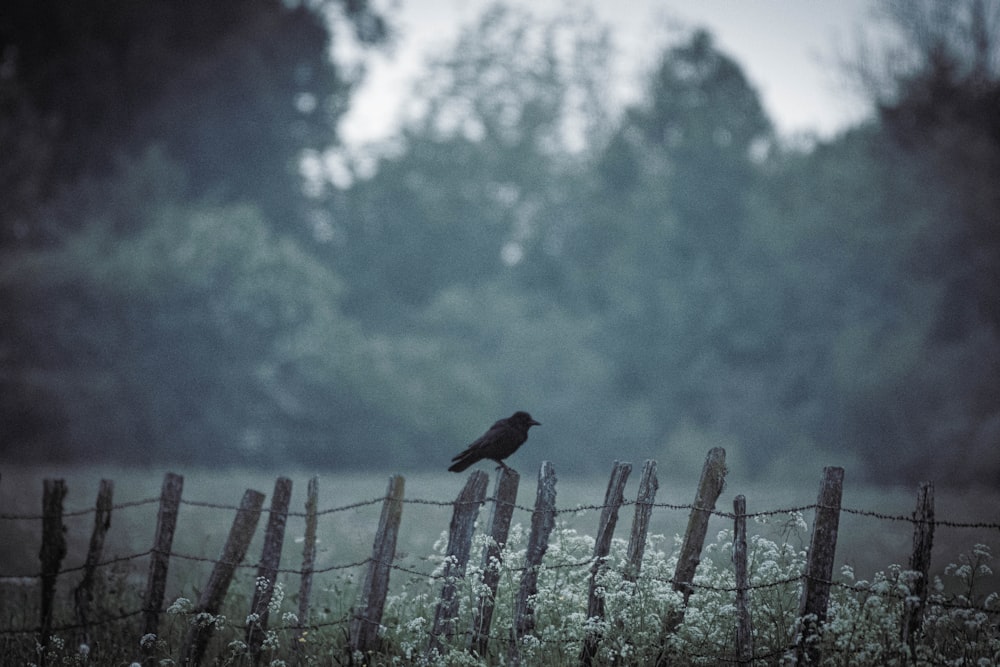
[448,411,540,473]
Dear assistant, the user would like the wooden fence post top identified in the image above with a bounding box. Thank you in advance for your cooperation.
[821,465,845,488]
[458,470,490,501]
[350,474,406,655]
[580,461,633,665]
[537,460,557,495]
[141,472,185,658]
[509,461,557,664]
[39,478,69,651]
[182,487,266,667]
[698,447,727,502]
[471,466,521,655]
[494,467,520,508]
[386,474,405,501]
[733,494,753,666]
[624,460,659,582]
[902,480,935,653]
[794,465,845,666]
[162,471,184,489]
[640,459,659,491]
[592,461,632,563]
[659,447,729,656]
[428,470,490,656]
[246,477,295,659]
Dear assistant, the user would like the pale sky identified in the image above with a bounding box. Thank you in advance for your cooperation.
[339,0,877,148]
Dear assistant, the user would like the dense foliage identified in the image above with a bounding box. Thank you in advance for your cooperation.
[4,518,997,665]
[1,1,998,483]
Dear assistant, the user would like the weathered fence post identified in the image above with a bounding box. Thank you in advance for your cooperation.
[181,488,266,667]
[580,460,632,665]
[350,474,405,657]
[470,467,520,656]
[246,476,293,664]
[39,479,68,655]
[624,460,659,582]
[733,494,753,666]
[616,460,659,657]
[657,447,727,666]
[793,466,844,666]
[295,475,320,644]
[508,461,557,666]
[901,481,934,662]
[428,470,490,656]
[74,479,114,648]
[141,471,184,663]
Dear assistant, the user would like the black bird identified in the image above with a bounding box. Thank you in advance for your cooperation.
[448,411,541,473]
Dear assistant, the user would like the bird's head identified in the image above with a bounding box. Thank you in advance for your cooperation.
[512,411,541,428]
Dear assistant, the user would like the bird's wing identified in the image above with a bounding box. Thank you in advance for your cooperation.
[452,418,506,459]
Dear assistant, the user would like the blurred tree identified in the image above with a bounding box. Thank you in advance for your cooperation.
[332,4,612,325]
[0,0,386,246]
[568,30,777,469]
[4,0,995,484]
[874,0,1000,335]
[840,0,1000,482]
[750,0,1000,484]
[0,160,421,466]
[0,0,397,466]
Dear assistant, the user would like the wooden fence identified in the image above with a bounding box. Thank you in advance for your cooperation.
[0,449,996,666]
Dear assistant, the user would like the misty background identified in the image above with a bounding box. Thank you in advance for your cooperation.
[1,0,998,485]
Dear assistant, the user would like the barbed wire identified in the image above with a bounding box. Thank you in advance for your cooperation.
[0,607,148,637]
[4,490,997,530]
[0,496,160,521]
[6,544,995,621]
[1,485,997,585]
[0,550,153,581]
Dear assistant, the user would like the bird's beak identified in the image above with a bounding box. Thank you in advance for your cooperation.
[531,419,541,426]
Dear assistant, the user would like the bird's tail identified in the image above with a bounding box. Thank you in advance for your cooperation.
[448,454,473,473]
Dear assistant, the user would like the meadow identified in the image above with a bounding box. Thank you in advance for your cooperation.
[1,463,998,665]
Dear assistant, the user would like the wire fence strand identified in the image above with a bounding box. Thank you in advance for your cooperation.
[2,472,998,665]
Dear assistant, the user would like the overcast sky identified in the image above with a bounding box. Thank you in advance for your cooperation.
[339,0,877,147]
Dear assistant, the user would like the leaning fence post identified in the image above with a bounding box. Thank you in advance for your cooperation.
[350,474,405,656]
[658,447,728,658]
[295,475,320,644]
[901,481,934,662]
[580,460,632,665]
[428,470,490,656]
[470,467,520,657]
[141,471,184,662]
[793,466,844,666]
[625,459,658,582]
[733,494,753,666]
[181,488,266,667]
[39,479,68,653]
[74,479,114,648]
[246,476,293,663]
[139,472,184,658]
[508,461,557,666]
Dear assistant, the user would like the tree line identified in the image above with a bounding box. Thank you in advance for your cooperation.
[1,0,997,484]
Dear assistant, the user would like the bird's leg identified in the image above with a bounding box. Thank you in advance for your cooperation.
[495,460,512,474]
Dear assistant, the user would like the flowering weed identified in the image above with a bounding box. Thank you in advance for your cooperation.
[2,519,996,665]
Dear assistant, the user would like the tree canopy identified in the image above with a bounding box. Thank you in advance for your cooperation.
[1,0,997,485]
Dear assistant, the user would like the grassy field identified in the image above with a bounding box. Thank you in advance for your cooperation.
[1,462,998,665]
